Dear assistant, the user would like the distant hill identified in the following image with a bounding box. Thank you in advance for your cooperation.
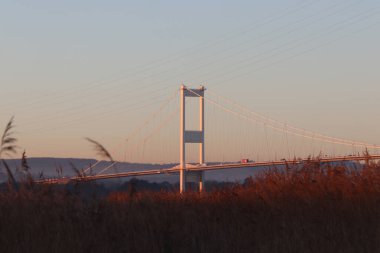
[0,157,266,184]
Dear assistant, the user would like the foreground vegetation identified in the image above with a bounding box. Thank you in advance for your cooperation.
[1,118,380,252]
[0,161,380,253]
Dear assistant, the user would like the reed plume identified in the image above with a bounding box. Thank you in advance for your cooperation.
[0,117,18,190]
[85,137,114,162]
[85,137,119,175]
[0,116,18,158]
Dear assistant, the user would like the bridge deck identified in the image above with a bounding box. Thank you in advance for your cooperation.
[37,155,380,184]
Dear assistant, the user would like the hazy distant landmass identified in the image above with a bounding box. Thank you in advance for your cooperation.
[0,157,265,184]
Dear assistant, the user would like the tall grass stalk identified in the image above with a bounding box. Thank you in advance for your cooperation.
[0,117,18,190]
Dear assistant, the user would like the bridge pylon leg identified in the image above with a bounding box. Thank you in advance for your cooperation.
[199,86,205,193]
[199,172,204,193]
[180,85,186,194]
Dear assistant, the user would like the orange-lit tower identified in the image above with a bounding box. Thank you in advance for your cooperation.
[180,85,205,193]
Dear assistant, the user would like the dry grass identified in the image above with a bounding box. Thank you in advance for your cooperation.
[1,162,380,252]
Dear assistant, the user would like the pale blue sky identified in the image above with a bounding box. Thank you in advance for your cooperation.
[0,0,379,161]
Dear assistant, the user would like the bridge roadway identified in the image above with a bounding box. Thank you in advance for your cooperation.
[37,155,380,185]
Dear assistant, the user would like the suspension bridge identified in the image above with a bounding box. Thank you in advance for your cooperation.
[37,85,380,192]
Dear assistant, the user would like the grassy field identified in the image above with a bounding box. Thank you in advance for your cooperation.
[1,161,380,253]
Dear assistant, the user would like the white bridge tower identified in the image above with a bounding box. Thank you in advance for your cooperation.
[180,85,205,193]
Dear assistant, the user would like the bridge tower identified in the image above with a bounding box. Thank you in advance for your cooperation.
[180,85,205,193]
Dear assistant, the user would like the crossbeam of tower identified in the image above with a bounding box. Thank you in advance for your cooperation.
[180,85,205,193]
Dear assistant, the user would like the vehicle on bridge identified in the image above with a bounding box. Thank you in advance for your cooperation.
[241,159,253,164]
